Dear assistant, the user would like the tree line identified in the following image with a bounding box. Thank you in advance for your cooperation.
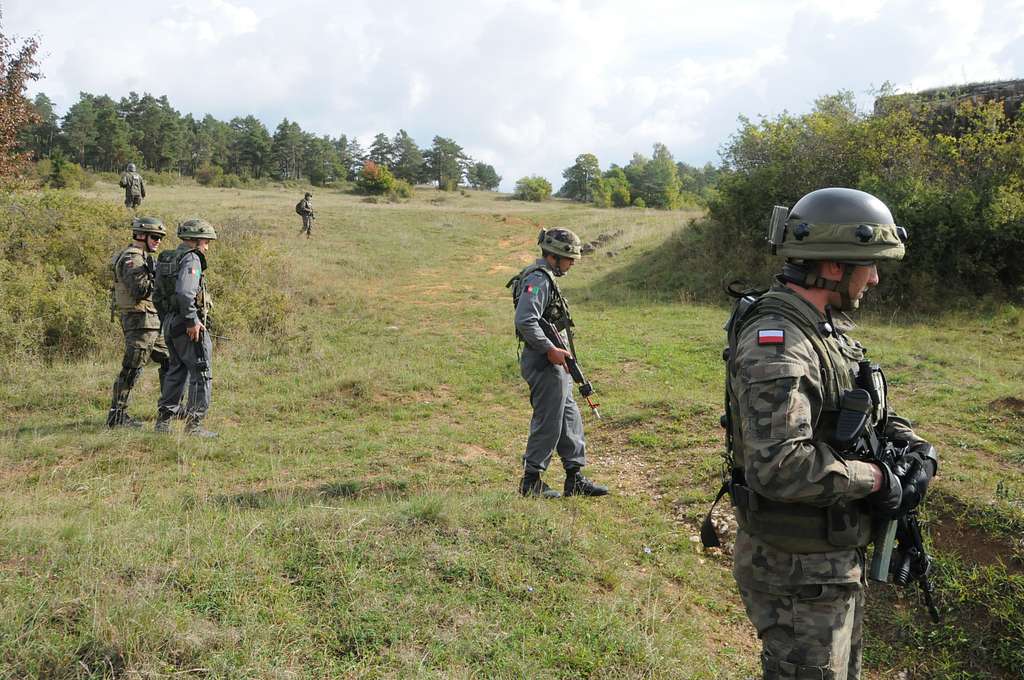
[20,91,501,190]
[551,145,723,209]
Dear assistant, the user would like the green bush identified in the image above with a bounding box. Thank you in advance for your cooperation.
[671,93,1024,306]
[513,175,552,202]
[387,179,414,202]
[632,197,646,208]
[356,161,395,195]
[195,162,225,186]
[0,192,293,360]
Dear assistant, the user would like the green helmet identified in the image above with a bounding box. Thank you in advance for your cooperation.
[538,228,582,259]
[131,216,166,237]
[177,218,218,241]
[304,192,312,198]
[127,163,136,172]
[770,187,907,263]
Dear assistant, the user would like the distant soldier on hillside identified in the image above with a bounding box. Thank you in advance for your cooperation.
[119,163,146,209]
[508,228,609,499]
[106,216,169,428]
[296,192,314,238]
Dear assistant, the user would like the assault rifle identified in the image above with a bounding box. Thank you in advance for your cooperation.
[537,318,601,419]
[835,362,940,623]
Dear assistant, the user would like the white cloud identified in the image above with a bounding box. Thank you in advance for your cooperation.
[9,0,1024,190]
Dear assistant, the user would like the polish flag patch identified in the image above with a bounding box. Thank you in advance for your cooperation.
[757,329,785,345]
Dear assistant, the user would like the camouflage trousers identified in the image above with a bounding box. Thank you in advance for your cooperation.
[110,316,169,412]
[125,195,142,209]
[737,581,865,680]
[300,214,313,236]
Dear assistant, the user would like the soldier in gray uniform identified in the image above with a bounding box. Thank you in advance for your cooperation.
[106,217,169,428]
[722,188,938,679]
[154,219,218,438]
[297,192,314,238]
[510,228,609,499]
[119,163,146,210]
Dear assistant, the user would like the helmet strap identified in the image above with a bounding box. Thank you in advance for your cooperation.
[781,261,859,310]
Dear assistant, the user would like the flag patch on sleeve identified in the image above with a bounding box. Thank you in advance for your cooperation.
[757,329,785,345]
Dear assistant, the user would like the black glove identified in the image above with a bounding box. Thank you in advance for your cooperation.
[897,444,937,513]
[145,255,156,279]
[868,464,902,518]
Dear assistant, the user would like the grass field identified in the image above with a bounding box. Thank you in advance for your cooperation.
[1,181,1022,678]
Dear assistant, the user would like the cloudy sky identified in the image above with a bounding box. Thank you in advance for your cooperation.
[9,0,1024,190]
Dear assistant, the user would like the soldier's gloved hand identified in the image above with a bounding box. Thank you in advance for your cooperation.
[897,445,937,513]
[867,464,902,518]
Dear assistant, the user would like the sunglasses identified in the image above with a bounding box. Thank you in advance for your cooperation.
[147,234,163,241]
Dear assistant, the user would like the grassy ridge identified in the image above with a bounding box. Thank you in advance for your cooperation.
[0,183,1021,678]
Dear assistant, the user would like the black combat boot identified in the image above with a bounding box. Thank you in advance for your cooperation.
[520,472,561,499]
[564,468,609,497]
[154,411,173,433]
[106,408,142,429]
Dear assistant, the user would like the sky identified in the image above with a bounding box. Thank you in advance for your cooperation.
[8,0,1024,191]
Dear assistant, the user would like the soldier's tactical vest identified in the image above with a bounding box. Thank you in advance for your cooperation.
[154,245,209,321]
[506,262,573,339]
[724,287,876,553]
[111,245,158,316]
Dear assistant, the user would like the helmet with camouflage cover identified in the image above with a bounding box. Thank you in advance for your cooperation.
[127,163,136,172]
[304,192,312,198]
[177,218,218,241]
[538,228,582,259]
[131,216,166,237]
[770,188,908,310]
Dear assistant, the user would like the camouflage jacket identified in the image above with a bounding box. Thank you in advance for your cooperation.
[729,284,923,587]
[119,172,145,198]
[297,198,313,216]
[111,244,160,328]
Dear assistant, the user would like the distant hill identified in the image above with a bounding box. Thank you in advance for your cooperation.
[874,78,1024,131]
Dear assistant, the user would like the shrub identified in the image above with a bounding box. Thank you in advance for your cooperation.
[388,179,414,202]
[0,192,293,360]
[632,197,646,208]
[356,161,395,195]
[513,175,552,202]
[195,162,225,186]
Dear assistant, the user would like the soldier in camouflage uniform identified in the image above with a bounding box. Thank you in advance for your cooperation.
[724,188,938,679]
[106,217,169,428]
[155,219,218,438]
[297,192,314,238]
[119,163,146,210]
[510,228,609,499]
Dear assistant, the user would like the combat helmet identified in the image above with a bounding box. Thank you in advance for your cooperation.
[177,218,218,241]
[538,228,582,259]
[768,187,908,309]
[304,192,312,198]
[127,163,136,172]
[131,216,166,237]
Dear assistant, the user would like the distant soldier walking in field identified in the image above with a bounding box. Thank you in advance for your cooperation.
[296,192,314,238]
[106,217,169,428]
[154,219,219,438]
[508,228,609,499]
[119,162,146,210]
[713,188,938,679]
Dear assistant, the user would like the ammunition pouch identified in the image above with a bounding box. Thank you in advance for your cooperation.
[730,470,872,553]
